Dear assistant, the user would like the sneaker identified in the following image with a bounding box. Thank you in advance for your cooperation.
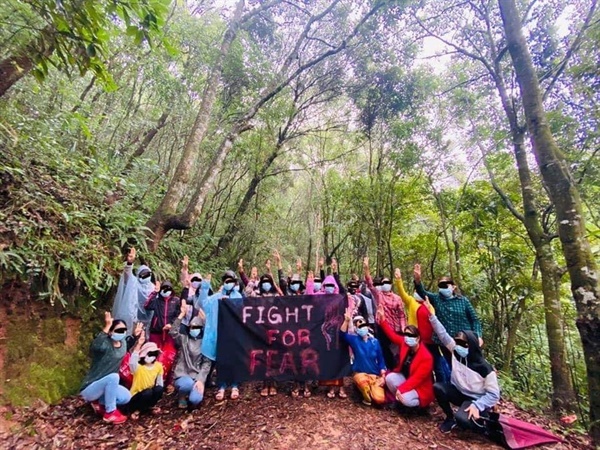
[439,418,456,434]
[103,409,127,424]
[178,397,188,409]
[90,401,105,416]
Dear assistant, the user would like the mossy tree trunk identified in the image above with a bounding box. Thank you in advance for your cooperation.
[498,0,600,442]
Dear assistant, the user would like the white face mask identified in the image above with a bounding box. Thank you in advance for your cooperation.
[191,281,202,289]
[139,277,151,285]
[144,356,156,364]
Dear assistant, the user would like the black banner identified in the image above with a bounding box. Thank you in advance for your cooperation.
[216,294,351,383]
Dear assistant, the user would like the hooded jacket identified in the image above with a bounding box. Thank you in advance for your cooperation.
[170,316,206,380]
[180,273,209,326]
[430,314,500,411]
[306,274,339,295]
[144,281,180,334]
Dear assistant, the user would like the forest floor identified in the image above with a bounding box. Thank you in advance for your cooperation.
[0,380,593,450]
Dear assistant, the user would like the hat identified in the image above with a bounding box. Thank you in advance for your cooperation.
[139,342,161,358]
[190,316,204,327]
[222,270,237,283]
[353,315,367,327]
[160,280,173,290]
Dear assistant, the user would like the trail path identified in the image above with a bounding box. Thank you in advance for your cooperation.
[0,382,592,449]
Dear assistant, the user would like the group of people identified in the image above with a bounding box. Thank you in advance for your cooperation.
[80,248,499,437]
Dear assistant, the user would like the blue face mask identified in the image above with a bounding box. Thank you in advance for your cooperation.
[324,286,335,294]
[356,327,369,337]
[191,281,202,289]
[455,345,469,358]
[290,283,300,292]
[439,287,453,297]
[261,282,272,292]
[313,282,322,291]
[189,329,201,339]
[111,332,126,342]
[381,284,392,292]
[233,285,240,292]
[224,282,235,292]
[404,336,418,347]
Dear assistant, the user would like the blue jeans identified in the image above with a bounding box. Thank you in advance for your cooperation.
[174,376,204,405]
[80,373,131,413]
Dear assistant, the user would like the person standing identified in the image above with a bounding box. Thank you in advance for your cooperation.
[363,257,406,369]
[413,264,482,369]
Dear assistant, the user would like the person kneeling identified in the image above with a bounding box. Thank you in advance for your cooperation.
[126,338,164,419]
[340,312,387,406]
[425,298,500,434]
[170,303,211,409]
[376,309,434,410]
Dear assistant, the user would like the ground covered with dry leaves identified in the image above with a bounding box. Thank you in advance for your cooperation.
[0,381,593,450]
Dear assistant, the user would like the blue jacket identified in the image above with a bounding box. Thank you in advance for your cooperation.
[340,331,386,375]
[201,282,242,361]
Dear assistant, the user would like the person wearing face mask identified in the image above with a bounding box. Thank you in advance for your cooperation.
[340,313,387,406]
[170,303,211,409]
[425,298,500,434]
[248,271,281,396]
[179,256,213,334]
[208,270,244,401]
[375,309,434,409]
[413,264,482,370]
[363,257,406,369]
[80,312,143,424]
[144,280,180,386]
[392,268,448,383]
[112,247,155,337]
[126,338,164,419]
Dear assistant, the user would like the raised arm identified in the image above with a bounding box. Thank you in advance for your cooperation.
[332,258,346,296]
[363,257,381,304]
[238,259,250,286]
[394,268,414,309]
[180,255,190,288]
[413,264,437,306]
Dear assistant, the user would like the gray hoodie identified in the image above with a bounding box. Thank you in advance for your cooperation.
[170,316,207,380]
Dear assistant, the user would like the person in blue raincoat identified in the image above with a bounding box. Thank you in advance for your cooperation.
[112,247,155,337]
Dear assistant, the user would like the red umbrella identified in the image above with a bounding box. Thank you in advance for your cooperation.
[483,413,564,449]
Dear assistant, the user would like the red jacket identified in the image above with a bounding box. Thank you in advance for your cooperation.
[379,320,435,407]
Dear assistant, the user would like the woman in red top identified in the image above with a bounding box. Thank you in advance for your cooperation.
[377,311,435,408]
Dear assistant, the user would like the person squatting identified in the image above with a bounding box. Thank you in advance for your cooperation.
[83,248,498,437]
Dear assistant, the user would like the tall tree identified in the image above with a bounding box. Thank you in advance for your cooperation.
[498,0,600,442]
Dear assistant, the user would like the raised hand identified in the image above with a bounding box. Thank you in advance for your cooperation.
[376,308,385,324]
[331,258,338,273]
[424,296,434,314]
[104,311,113,328]
[154,280,161,292]
[133,321,144,338]
[318,257,324,269]
[413,263,421,283]
[343,307,352,322]
[394,268,401,279]
[296,258,302,272]
[182,255,189,270]
[363,256,369,269]
[179,300,189,319]
[238,259,244,272]
[307,270,314,281]
[126,247,136,264]
[265,259,271,272]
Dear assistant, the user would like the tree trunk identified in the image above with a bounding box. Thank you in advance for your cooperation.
[499,0,600,440]
[0,26,55,97]
[122,110,170,174]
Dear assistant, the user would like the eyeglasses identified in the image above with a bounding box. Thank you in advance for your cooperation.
[113,328,127,334]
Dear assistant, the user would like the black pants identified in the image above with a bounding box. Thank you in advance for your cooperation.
[127,385,164,413]
[433,382,475,420]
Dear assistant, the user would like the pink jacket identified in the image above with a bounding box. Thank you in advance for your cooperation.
[306,275,339,295]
